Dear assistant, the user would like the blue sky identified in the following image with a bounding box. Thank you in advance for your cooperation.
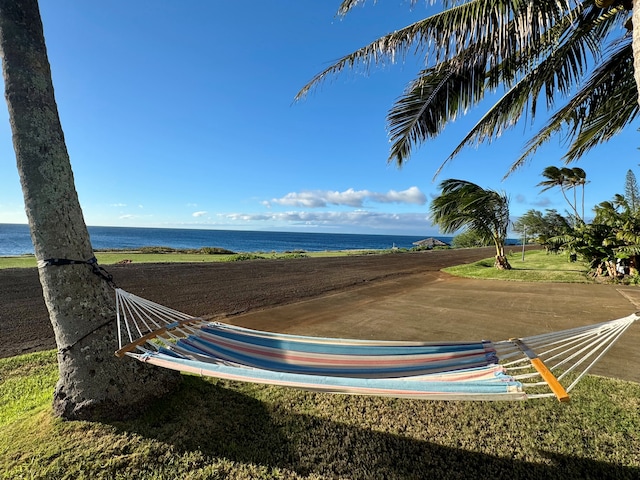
[0,1,638,236]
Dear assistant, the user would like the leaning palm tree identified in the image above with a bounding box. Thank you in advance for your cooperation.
[430,179,511,269]
[537,166,587,223]
[537,166,569,195]
[297,1,637,176]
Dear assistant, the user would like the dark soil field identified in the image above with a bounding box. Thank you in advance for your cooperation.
[0,247,497,358]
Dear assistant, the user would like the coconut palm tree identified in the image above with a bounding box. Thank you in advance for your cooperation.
[297,1,637,176]
[538,166,569,194]
[0,0,181,420]
[430,179,511,269]
[537,166,587,223]
[537,166,575,216]
[569,167,588,220]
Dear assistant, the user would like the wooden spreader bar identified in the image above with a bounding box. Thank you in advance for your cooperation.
[115,317,205,358]
[511,338,570,403]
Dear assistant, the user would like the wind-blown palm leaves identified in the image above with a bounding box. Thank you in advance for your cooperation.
[430,179,511,269]
[297,0,634,175]
[517,32,637,173]
[537,166,588,222]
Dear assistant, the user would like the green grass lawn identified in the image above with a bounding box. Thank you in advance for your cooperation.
[1,351,640,479]
[0,248,399,269]
[443,249,591,283]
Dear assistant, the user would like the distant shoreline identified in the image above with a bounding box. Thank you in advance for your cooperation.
[0,224,459,257]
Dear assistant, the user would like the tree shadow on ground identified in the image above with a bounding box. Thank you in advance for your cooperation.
[113,377,639,480]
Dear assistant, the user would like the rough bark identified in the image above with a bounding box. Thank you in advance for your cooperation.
[493,239,511,270]
[494,255,512,270]
[0,0,180,420]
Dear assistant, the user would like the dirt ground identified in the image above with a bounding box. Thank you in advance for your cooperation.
[2,246,640,384]
[0,247,498,358]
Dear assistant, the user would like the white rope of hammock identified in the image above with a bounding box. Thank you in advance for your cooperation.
[116,288,201,353]
[114,288,639,401]
[493,315,638,399]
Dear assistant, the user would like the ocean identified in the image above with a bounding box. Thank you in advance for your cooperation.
[0,223,452,257]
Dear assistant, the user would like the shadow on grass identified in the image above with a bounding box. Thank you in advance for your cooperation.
[113,377,639,480]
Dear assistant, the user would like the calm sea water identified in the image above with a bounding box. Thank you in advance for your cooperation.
[0,223,452,256]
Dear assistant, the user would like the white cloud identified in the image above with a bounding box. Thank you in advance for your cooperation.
[265,186,427,208]
[221,210,432,231]
[192,211,208,217]
[369,187,427,205]
[271,191,328,208]
[110,203,127,207]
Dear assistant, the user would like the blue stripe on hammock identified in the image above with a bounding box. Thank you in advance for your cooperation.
[143,352,523,395]
[197,329,494,362]
[175,335,498,378]
[201,324,494,356]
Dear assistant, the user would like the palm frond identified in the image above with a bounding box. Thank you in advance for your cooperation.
[435,4,617,177]
[386,51,487,165]
[512,36,635,173]
[337,0,368,16]
[617,244,640,256]
[304,1,632,174]
[430,179,509,243]
[297,0,573,101]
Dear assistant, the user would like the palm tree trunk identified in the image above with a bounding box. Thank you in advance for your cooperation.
[560,187,579,223]
[0,0,180,420]
[493,238,511,270]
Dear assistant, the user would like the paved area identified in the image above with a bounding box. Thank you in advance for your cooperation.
[229,271,640,383]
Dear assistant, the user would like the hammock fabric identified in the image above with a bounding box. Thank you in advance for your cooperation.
[114,288,639,402]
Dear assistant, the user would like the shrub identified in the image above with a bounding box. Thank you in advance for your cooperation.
[276,253,309,259]
[199,247,236,255]
[228,254,266,262]
[139,246,177,254]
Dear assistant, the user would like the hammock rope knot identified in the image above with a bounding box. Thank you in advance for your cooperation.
[38,256,119,352]
[39,256,118,288]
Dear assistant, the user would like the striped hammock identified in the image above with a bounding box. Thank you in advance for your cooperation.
[114,288,639,402]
